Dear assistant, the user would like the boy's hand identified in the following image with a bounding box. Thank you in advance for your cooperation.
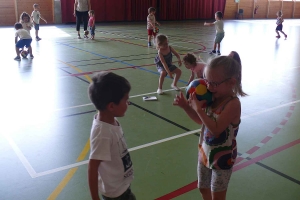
[156,22,161,26]
[44,19,47,24]
[169,73,173,79]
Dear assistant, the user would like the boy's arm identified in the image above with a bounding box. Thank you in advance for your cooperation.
[204,22,214,26]
[187,72,195,85]
[15,36,18,44]
[170,46,182,66]
[88,159,101,200]
[39,14,47,23]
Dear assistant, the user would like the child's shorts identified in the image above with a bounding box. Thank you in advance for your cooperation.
[156,64,177,75]
[276,24,283,31]
[197,162,232,192]
[214,32,224,43]
[90,26,95,35]
[34,24,39,30]
[147,29,156,37]
[102,187,136,200]
[16,39,32,48]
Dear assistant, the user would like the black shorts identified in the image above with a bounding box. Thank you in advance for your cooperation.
[276,24,283,31]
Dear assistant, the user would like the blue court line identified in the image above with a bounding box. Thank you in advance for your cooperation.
[56,42,188,84]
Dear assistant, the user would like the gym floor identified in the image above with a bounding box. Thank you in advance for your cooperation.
[1,19,300,200]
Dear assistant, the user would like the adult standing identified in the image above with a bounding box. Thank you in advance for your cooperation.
[73,0,91,39]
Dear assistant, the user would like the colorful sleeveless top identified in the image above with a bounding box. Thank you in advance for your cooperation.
[198,96,240,170]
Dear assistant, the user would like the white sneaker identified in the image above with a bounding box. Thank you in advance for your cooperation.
[157,89,163,95]
[171,84,180,91]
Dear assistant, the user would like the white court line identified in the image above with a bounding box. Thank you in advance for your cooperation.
[33,98,300,177]
[4,135,38,178]
[54,86,187,112]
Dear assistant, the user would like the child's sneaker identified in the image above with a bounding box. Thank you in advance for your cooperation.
[171,84,180,91]
[14,56,21,61]
[148,42,152,47]
[157,88,163,95]
[78,35,81,39]
[36,37,41,41]
[276,36,280,38]
[217,50,221,55]
[285,34,287,39]
[29,55,34,59]
[209,50,216,54]
[84,35,89,39]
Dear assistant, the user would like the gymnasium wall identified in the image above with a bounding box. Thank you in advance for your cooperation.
[0,0,54,26]
[224,0,300,19]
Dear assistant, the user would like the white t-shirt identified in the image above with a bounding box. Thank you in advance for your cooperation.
[89,116,134,198]
[15,29,32,39]
[31,11,41,24]
[76,0,89,12]
[147,14,156,30]
[213,20,224,33]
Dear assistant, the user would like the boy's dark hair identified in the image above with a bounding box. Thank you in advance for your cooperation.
[148,7,156,14]
[88,72,131,111]
[89,10,95,15]
[14,22,23,30]
[183,53,197,65]
[215,11,223,19]
[33,3,39,8]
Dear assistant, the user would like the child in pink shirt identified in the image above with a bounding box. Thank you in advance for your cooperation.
[183,53,206,85]
[88,10,95,39]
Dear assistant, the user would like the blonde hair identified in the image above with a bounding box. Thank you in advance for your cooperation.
[155,34,168,49]
[206,56,247,97]
[89,10,95,15]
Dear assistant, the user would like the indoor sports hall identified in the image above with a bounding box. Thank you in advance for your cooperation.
[1,0,300,200]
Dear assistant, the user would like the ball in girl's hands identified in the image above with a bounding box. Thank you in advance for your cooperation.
[186,78,213,107]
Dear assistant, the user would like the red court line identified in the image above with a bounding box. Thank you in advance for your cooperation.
[155,139,300,200]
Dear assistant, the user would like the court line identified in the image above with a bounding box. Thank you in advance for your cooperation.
[32,98,299,177]
[155,138,300,200]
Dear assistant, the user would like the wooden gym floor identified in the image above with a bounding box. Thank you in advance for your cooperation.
[0,19,300,200]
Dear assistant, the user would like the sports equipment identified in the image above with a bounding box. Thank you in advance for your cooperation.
[186,79,213,107]
[20,50,28,58]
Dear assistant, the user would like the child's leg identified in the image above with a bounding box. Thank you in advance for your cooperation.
[199,188,212,200]
[15,46,21,57]
[35,29,38,38]
[158,71,167,89]
[216,43,220,51]
[171,68,182,88]
[211,190,227,200]
[28,46,33,56]
[276,30,280,37]
[148,35,152,43]
[213,43,217,51]
[279,30,287,37]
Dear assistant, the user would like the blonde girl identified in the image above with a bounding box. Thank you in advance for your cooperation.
[154,34,182,94]
[174,56,247,200]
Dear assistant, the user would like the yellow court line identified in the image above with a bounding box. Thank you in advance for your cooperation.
[47,60,92,200]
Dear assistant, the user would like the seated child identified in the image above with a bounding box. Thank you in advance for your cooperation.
[183,53,206,85]
[14,23,34,61]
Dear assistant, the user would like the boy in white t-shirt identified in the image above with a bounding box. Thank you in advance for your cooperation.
[88,72,135,200]
[204,11,224,56]
[14,23,34,61]
[31,3,47,41]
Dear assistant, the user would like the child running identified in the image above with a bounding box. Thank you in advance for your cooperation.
[147,7,160,47]
[275,11,287,39]
[183,53,206,85]
[14,23,34,61]
[20,12,33,34]
[173,56,247,200]
[31,3,47,41]
[88,10,96,40]
[154,34,182,95]
[88,72,135,200]
[204,11,224,55]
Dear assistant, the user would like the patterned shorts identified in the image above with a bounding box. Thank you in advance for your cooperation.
[197,162,232,192]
